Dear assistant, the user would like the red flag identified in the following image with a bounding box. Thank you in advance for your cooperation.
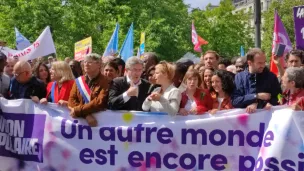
[270,11,292,75]
[192,21,208,52]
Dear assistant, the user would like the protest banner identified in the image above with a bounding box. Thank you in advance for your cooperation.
[0,99,304,171]
[74,37,92,61]
[0,26,56,61]
[293,5,304,50]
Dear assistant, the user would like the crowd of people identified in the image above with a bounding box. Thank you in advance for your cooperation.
[0,47,303,126]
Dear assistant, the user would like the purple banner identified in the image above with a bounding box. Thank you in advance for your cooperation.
[0,112,46,162]
[294,5,304,50]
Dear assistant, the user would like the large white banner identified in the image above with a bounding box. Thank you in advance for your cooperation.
[0,99,304,171]
[0,26,56,61]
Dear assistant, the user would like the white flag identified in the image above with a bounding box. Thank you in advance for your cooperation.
[1,26,56,61]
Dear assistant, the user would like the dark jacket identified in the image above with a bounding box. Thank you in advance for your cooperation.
[108,77,151,111]
[9,76,46,100]
[231,67,282,109]
[68,74,110,117]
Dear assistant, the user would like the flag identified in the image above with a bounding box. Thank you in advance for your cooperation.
[192,21,208,52]
[103,23,119,57]
[293,5,304,50]
[270,11,293,75]
[139,32,145,59]
[15,27,31,50]
[119,23,134,61]
[1,26,56,61]
[240,46,245,57]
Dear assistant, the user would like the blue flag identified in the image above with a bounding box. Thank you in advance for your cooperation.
[119,23,134,61]
[103,23,119,57]
[15,27,31,50]
[240,46,245,57]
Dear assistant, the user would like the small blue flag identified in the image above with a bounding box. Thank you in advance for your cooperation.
[119,23,134,61]
[103,23,119,57]
[240,46,245,57]
[15,27,31,50]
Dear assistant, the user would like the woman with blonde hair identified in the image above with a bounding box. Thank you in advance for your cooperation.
[40,61,75,106]
[142,61,181,116]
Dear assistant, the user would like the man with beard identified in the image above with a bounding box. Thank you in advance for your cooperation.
[231,48,282,113]
[201,50,220,69]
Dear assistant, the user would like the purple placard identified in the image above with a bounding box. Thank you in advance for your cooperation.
[0,112,46,162]
[294,5,304,50]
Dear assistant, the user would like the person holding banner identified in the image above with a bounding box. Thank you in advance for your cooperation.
[9,61,46,100]
[40,61,75,105]
[108,56,151,111]
[142,61,181,116]
[209,70,234,114]
[179,69,212,115]
[231,48,282,113]
[280,67,304,110]
[68,53,109,127]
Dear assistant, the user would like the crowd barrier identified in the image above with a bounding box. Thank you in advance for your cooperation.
[0,98,304,171]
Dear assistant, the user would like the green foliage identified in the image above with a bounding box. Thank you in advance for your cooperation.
[0,0,257,61]
[191,0,254,59]
[262,0,303,60]
[0,0,191,61]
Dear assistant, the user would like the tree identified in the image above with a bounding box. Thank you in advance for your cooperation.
[262,0,303,60]
[0,0,191,61]
[191,0,254,59]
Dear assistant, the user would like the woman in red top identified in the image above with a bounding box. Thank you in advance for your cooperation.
[209,70,235,114]
[40,61,75,106]
[179,69,213,115]
[280,67,304,110]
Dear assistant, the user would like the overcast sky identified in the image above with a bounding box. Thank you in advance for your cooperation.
[184,0,221,9]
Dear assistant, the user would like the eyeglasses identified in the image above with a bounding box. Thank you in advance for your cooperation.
[13,71,27,77]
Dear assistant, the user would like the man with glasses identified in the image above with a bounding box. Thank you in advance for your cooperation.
[0,52,10,98]
[108,56,151,111]
[68,53,109,127]
[9,60,46,100]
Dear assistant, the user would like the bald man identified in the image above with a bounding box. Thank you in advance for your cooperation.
[9,61,46,100]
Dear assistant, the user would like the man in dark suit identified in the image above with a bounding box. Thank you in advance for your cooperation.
[108,56,151,111]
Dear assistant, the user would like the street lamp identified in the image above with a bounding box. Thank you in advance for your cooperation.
[254,0,261,48]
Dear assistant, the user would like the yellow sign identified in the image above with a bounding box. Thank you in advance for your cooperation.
[74,37,92,61]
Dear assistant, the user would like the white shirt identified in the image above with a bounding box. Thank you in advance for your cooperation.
[217,97,224,110]
[184,97,197,112]
[142,84,182,116]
